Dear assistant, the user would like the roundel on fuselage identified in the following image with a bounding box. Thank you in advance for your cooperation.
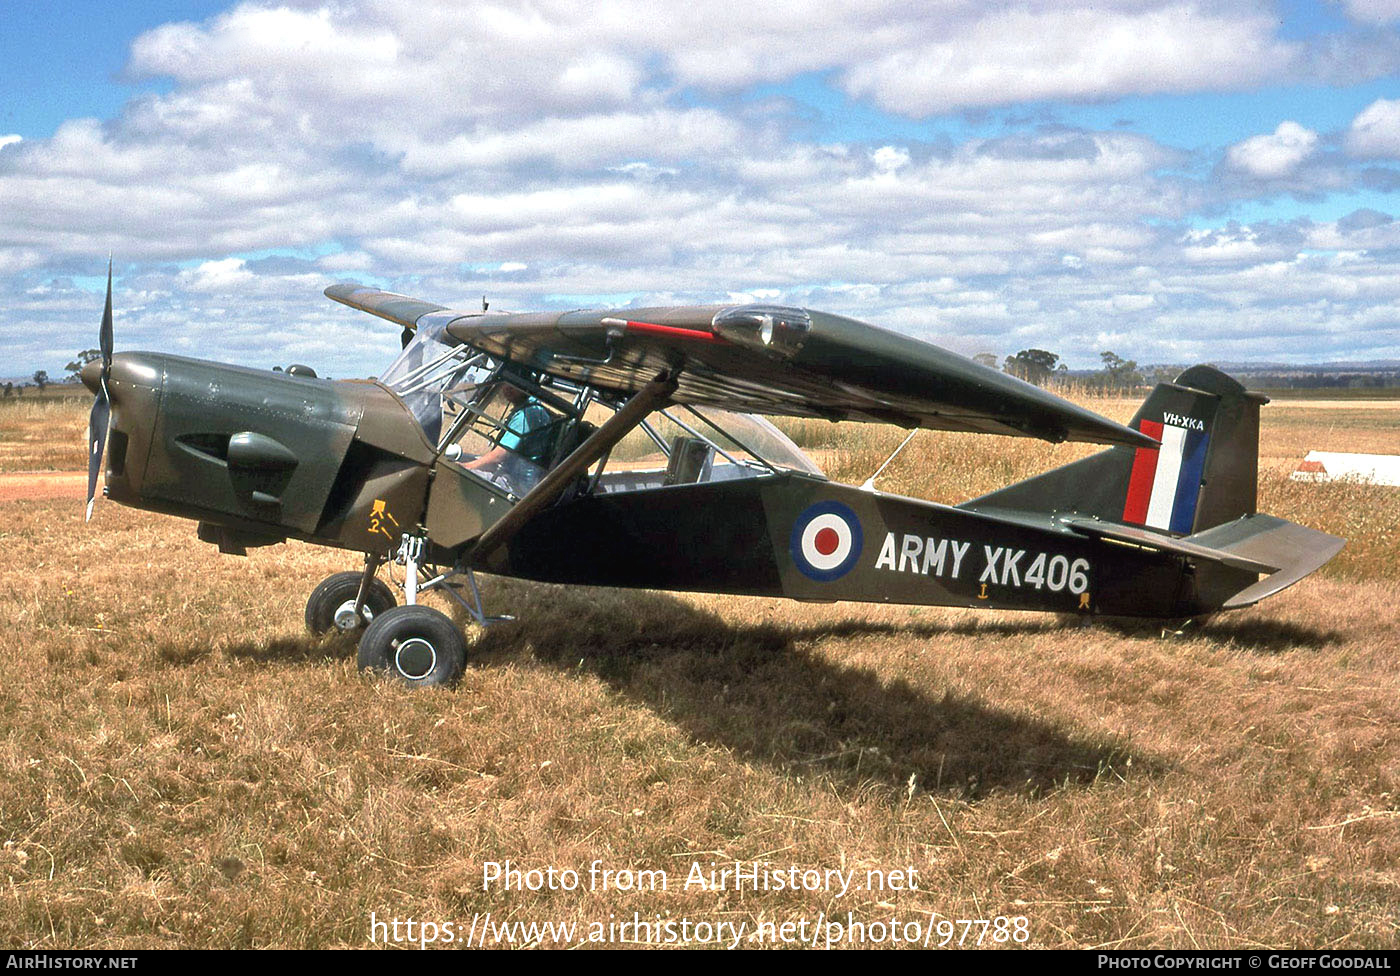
[790,501,863,581]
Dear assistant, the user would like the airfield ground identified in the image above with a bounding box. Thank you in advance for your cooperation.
[0,392,1397,949]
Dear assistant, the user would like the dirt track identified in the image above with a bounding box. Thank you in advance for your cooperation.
[0,471,87,503]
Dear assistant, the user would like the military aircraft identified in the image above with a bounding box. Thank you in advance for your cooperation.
[81,267,1343,686]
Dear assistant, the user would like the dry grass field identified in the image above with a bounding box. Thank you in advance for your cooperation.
[0,395,90,474]
[0,390,1397,949]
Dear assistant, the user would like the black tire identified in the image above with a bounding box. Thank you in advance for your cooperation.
[357,605,467,687]
[305,571,397,635]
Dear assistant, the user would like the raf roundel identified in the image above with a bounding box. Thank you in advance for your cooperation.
[790,501,863,581]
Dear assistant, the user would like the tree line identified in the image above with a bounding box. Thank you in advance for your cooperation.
[977,348,1400,392]
[974,349,1151,391]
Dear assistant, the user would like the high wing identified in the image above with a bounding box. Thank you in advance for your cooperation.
[326,283,1155,449]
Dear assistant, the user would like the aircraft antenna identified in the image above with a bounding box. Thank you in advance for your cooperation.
[860,429,918,492]
[482,295,489,312]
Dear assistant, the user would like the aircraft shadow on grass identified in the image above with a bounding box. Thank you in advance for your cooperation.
[1089,614,1345,652]
[1173,616,1345,653]
[161,577,1341,799]
[465,580,1162,799]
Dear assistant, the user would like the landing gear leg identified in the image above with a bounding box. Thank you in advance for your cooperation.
[354,534,514,687]
[305,554,396,635]
[398,534,424,606]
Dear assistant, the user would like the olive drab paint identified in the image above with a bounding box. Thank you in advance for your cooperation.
[81,283,1343,643]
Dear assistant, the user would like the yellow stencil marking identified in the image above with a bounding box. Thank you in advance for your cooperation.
[368,498,400,539]
[977,583,989,600]
[1078,592,1091,610]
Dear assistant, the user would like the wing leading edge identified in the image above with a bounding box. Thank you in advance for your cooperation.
[325,284,1156,450]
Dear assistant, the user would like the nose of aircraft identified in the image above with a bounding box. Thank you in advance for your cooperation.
[83,353,164,401]
[80,358,103,394]
[80,352,168,511]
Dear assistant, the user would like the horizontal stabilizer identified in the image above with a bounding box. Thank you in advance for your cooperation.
[1063,517,1281,575]
[1189,514,1345,609]
[1068,512,1342,609]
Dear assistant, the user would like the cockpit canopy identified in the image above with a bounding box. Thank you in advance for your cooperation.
[379,323,823,498]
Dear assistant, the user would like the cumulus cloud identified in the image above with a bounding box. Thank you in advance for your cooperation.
[398,109,742,175]
[118,1,1340,131]
[179,257,255,291]
[0,2,1398,376]
[1336,207,1395,233]
[1339,0,1400,24]
[841,5,1299,115]
[1226,121,1319,178]
[870,146,910,173]
[1346,98,1400,158]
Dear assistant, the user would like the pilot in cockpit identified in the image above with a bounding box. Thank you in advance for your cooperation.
[459,382,553,494]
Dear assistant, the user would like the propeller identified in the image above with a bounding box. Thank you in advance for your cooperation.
[84,260,114,522]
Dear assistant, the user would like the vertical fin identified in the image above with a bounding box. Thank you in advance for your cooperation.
[963,365,1264,535]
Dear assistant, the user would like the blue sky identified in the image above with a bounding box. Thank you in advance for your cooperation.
[3,0,1400,379]
[0,2,231,136]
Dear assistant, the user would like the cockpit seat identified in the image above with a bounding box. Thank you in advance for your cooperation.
[664,436,715,486]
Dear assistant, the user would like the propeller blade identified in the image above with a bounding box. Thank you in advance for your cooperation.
[85,392,109,522]
[86,258,115,521]
[100,259,113,367]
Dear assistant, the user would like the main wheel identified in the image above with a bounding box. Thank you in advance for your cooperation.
[305,571,397,635]
[357,605,467,687]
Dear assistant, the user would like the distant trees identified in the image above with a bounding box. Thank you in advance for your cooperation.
[967,347,1400,393]
[1003,349,1065,386]
[31,370,49,391]
[1093,351,1142,392]
[65,349,102,382]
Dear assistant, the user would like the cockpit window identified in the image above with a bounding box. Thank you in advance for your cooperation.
[443,382,572,497]
[380,330,490,444]
[687,406,823,476]
[586,402,823,493]
[380,328,823,498]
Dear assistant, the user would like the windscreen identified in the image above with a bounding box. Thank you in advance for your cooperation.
[379,329,491,446]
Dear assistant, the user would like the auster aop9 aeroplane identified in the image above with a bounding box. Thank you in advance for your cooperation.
[82,270,1343,686]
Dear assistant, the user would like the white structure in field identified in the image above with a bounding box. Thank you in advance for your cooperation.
[1290,451,1400,486]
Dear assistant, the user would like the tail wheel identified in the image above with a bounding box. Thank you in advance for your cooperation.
[357,605,467,687]
[305,571,397,635]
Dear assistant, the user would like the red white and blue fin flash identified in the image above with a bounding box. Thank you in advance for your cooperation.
[791,501,863,581]
[1122,419,1211,533]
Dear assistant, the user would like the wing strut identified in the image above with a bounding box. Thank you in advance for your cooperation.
[469,370,680,568]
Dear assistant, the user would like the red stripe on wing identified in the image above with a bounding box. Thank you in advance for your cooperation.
[623,320,725,344]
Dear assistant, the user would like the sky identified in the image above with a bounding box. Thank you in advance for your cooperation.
[3,0,1400,380]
